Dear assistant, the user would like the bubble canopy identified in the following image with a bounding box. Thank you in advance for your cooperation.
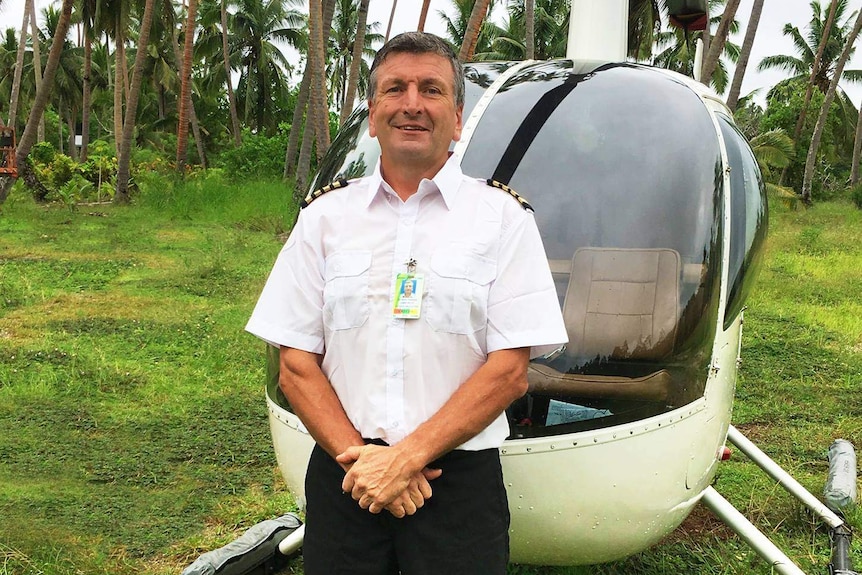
[306,61,725,437]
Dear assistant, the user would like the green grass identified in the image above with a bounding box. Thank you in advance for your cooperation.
[1,183,861,575]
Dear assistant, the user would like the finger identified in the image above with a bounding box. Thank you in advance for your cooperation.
[386,503,406,518]
[336,446,363,465]
[422,467,443,481]
[402,496,418,516]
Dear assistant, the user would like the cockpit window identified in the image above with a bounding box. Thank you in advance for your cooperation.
[460,63,724,437]
[717,114,767,329]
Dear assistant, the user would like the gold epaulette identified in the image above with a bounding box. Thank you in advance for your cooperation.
[486,179,534,212]
[301,178,350,208]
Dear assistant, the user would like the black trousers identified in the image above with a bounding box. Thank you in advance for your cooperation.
[303,443,510,575]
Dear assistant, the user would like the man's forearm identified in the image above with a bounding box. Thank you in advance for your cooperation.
[279,346,364,465]
[397,347,530,471]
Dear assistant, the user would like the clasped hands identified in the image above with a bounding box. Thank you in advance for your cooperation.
[336,444,442,519]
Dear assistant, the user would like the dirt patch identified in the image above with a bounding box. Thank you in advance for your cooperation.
[664,502,735,543]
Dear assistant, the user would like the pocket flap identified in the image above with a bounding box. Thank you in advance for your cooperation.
[431,250,496,284]
[325,251,372,280]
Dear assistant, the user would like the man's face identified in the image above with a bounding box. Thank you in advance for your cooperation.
[404,282,413,296]
[368,52,463,171]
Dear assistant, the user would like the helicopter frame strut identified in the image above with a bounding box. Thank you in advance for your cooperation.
[703,425,857,575]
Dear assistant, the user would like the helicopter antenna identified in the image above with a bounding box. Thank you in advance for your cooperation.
[566,0,629,62]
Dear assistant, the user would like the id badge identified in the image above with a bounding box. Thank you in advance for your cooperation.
[392,273,424,319]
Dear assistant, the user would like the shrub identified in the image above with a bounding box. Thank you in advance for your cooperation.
[216,130,288,181]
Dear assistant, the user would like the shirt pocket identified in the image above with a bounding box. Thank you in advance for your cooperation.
[425,249,497,334]
[323,251,372,330]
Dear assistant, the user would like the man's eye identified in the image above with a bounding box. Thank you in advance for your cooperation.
[425,87,442,95]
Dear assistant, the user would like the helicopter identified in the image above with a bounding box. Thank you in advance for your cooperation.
[184,1,854,574]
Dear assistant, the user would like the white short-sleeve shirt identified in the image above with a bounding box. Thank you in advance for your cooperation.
[247,155,568,450]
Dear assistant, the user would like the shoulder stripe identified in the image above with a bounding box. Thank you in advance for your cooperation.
[486,179,534,212]
[301,178,350,209]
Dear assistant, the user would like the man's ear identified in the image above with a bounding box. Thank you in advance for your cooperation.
[452,105,464,142]
[368,99,377,138]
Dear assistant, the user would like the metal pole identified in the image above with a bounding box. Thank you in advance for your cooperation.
[701,486,808,575]
[727,425,845,529]
[278,523,305,556]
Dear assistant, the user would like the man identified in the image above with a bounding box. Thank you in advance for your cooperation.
[247,32,567,574]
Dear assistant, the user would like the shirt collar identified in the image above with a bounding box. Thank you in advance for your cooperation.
[364,154,463,210]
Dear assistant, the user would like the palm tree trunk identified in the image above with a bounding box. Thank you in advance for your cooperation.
[283,59,311,178]
[851,102,862,185]
[8,0,30,127]
[726,0,763,112]
[312,0,334,160]
[81,27,93,161]
[113,20,124,153]
[385,0,398,42]
[801,6,862,205]
[525,0,535,59]
[700,0,741,85]
[1,0,75,205]
[115,0,156,204]
[29,0,45,142]
[285,0,335,184]
[418,0,431,32]
[308,0,327,161]
[221,0,241,147]
[458,0,491,62]
[67,105,78,161]
[176,0,198,172]
[781,0,839,185]
[340,0,370,126]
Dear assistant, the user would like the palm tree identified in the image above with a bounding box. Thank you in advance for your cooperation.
[418,0,432,32]
[385,0,398,42]
[701,0,742,84]
[628,0,663,61]
[115,0,156,204]
[293,0,335,192]
[726,0,764,111]
[459,0,492,61]
[653,1,741,94]
[8,0,31,128]
[176,0,198,171]
[79,0,99,161]
[41,4,83,159]
[2,0,75,205]
[221,0,241,146]
[801,4,862,204]
[439,0,497,57]
[525,0,534,59]
[28,0,44,142]
[232,0,304,134]
[338,0,378,125]
[757,0,862,93]
[485,0,568,61]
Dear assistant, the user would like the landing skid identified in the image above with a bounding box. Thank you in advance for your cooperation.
[706,426,857,575]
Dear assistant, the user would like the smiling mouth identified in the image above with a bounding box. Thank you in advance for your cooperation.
[396,125,429,132]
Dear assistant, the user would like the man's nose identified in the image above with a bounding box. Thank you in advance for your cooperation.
[402,85,423,115]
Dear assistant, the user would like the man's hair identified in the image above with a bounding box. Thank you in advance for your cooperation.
[368,32,465,107]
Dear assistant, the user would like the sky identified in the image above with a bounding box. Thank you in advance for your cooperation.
[1,0,861,106]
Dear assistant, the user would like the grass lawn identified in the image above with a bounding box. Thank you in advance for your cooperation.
[1,179,861,575]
